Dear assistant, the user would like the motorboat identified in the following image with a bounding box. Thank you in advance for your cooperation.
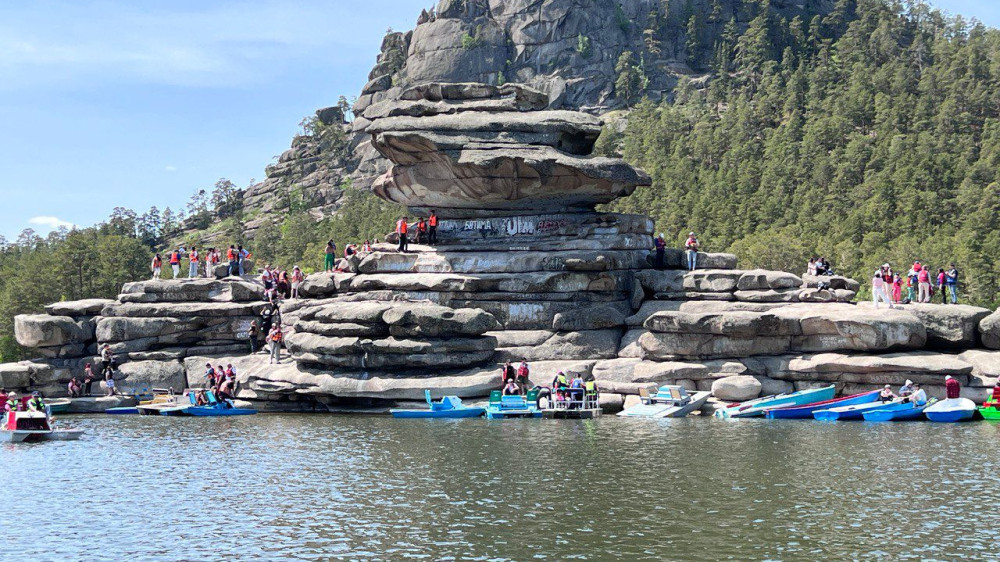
[618,386,710,418]
[714,386,836,419]
[0,410,83,443]
[541,387,603,419]
[391,390,485,419]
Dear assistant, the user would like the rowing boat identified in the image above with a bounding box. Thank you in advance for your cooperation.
[714,385,836,419]
[862,399,936,422]
[765,390,880,420]
[813,399,901,421]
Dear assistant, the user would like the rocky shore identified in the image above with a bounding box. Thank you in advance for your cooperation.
[4,82,1000,413]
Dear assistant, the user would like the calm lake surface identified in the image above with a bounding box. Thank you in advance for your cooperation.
[5,414,997,561]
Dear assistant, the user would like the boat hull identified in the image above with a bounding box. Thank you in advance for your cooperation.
[390,408,485,419]
[46,400,71,414]
[766,390,880,420]
[716,386,836,419]
[814,401,896,421]
[486,409,542,419]
[105,407,139,415]
[618,391,711,418]
[185,406,256,416]
[979,406,1000,420]
[862,401,931,422]
[0,429,83,443]
[924,398,977,423]
[542,408,602,419]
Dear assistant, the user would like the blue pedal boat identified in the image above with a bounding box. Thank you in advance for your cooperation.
[714,385,836,419]
[862,399,936,422]
[485,390,542,419]
[164,391,256,417]
[924,398,977,423]
[105,407,139,415]
[765,390,880,420]
[391,390,485,419]
[813,399,900,421]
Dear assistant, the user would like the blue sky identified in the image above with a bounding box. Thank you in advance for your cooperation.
[0,0,996,239]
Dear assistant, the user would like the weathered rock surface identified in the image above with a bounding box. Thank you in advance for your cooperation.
[115,360,187,393]
[858,302,989,349]
[711,375,762,401]
[980,309,1000,350]
[14,315,94,348]
[45,299,115,317]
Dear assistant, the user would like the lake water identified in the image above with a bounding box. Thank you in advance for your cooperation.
[5,414,997,561]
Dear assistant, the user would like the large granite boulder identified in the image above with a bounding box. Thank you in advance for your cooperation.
[44,299,115,317]
[14,315,94,348]
[711,375,762,401]
[857,303,990,349]
[737,270,803,291]
[119,278,263,303]
[115,360,188,393]
[980,310,1000,350]
[747,352,974,387]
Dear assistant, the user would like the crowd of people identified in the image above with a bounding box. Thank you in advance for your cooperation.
[871,261,960,308]
[498,362,599,408]
[152,245,252,280]
[198,363,238,404]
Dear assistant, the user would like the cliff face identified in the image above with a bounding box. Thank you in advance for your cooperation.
[239,0,836,232]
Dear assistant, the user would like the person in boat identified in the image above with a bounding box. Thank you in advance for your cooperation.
[26,392,46,413]
[194,390,209,406]
[899,379,914,398]
[569,373,585,408]
[945,375,961,399]
[4,392,19,413]
[502,379,520,396]
[217,377,235,402]
[584,377,598,408]
[878,384,896,402]
[908,383,928,406]
[516,360,530,392]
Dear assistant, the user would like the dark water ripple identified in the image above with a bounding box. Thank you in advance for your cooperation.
[3,415,996,560]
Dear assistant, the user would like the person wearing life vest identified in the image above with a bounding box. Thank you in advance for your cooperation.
[151,254,162,280]
[428,210,439,244]
[268,325,283,364]
[584,378,598,407]
[227,245,238,276]
[516,361,530,392]
[5,392,19,413]
[188,246,199,278]
[415,217,427,244]
[553,371,568,390]
[684,232,699,271]
[396,216,409,253]
[169,249,181,278]
[27,392,46,413]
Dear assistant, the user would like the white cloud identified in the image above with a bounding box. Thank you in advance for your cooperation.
[164,165,177,172]
[28,215,76,230]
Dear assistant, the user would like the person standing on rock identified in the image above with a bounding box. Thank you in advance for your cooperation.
[945,375,961,399]
[188,246,199,278]
[169,249,182,278]
[291,266,304,299]
[151,254,162,280]
[653,234,666,270]
[937,268,948,304]
[248,320,259,354]
[268,324,283,364]
[83,363,95,396]
[238,246,251,275]
[892,273,903,304]
[946,264,959,304]
[516,360,530,392]
[428,211,439,244]
[324,240,337,272]
[100,344,114,378]
[684,232,699,271]
[104,366,116,396]
[872,272,893,309]
[396,216,409,253]
[501,361,515,387]
[917,265,932,303]
[227,245,238,276]
[905,262,921,303]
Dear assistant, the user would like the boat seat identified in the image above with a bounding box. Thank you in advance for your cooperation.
[188,393,198,405]
[489,390,502,405]
[526,389,539,403]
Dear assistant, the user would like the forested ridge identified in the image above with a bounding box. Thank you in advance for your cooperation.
[2,0,999,361]
[603,0,1000,306]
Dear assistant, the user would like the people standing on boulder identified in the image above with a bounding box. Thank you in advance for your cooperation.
[205,247,219,277]
[291,266,304,299]
[83,363,95,396]
[238,245,251,275]
[261,265,274,298]
[892,273,903,304]
[169,249,182,278]
[396,216,409,253]
[188,246,199,278]
[99,344,114,377]
[428,210,438,244]
[104,365,116,396]
[905,262,921,303]
[653,234,666,270]
[917,265,932,303]
[362,240,372,253]
[806,258,817,276]
[501,361,515,387]
[937,268,948,304]
[324,240,337,272]
[872,271,893,309]
[150,254,162,280]
[946,263,959,304]
[684,232,699,271]
[415,217,428,244]
[227,245,238,276]
[268,324,283,364]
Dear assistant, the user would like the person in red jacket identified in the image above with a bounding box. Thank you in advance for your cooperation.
[396,216,409,253]
[428,210,439,244]
[945,375,961,399]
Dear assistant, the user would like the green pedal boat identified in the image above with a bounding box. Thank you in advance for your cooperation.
[979,401,1000,420]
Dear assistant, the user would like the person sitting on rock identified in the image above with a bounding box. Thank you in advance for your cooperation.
[362,240,372,253]
[415,217,427,244]
[684,232,699,271]
[879,385,896,402]
[502,379,520,396]
[67,377,82,398]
